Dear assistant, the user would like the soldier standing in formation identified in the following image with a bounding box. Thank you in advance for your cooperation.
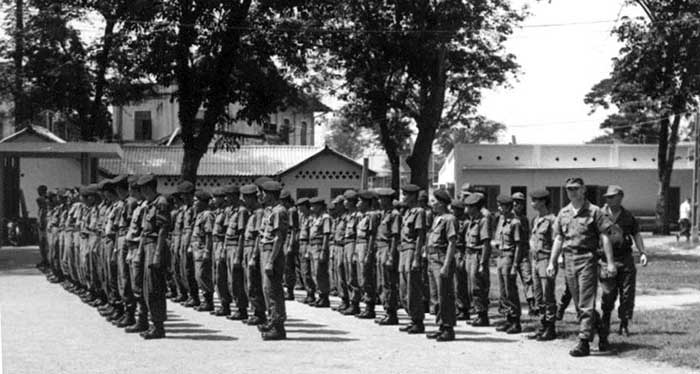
[374,188,401,325]
[494,194,524,334]
[528,189,557,341]
[398,184,427,334]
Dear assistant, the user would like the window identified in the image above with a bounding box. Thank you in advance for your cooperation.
[546,186,563,213]
[134,111,152,140]
[474,185,500,212]
[511,186,527,198]
[331,188,350,199]
[296,188,318,199]
[300,121,308,146]
[263,122,278,134]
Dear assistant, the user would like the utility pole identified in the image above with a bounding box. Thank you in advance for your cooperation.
[692,109,700,243]
[13,0,24,130]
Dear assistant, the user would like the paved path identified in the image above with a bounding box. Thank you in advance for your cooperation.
[0,247,696,374]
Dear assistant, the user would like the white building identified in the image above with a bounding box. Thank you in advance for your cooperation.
[111,85,328,146]
[439,143,693,223]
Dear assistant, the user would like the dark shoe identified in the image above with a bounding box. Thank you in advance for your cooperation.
[528,330,543,340]
[173,294,188,303]
[569,340,590,357]
[257,322,274,333]
[377,315,399,326]
[99,306,115,317]
[124,318,149,333]
[165,291,175,299]
[330,290,339,297]
[302,295,316,304]
[356,308,376,319]
[227,310,248,321]
[284,288,295,301]
[618,319,630,337]
[107,310,123,322]
[341,304,360,316]
[245,316,267,326]
[314,297,330,308]
[538,324,557,341]
[426,330,442,339]
[599,336,611,352]
[399,323,414,332]
[555,306,566,321]
[184,298,201,308]
[471,313,490,327]
[506,322,522,334]
[332,302,348,312]
[211,307,231,316]
[261,325,286,341]
[527,299,539,317]
[495,322,512,332]
[456,311,469,321]
[406,323,425,334]
[116,313,135,328]
[196,301,214,312]
[436,328,455,342]
[142,323,166,340]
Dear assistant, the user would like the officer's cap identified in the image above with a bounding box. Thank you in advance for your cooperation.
[328,200,337,210]
[127,175,140,187]
[332,196,345,206]
[136,174,157,187]
[261,181,283,192]
[47,190,57,197]
[280,189,291,200]
[512,192,526,201]
[401,184,420,194]
[433,189,451,205]
[194,190,212,201]
[358,190,377,200]
[240,184,258,196]
[309,197,325,205]
[565,177,584,188]
[111,175,129,189]
[451,199,465,210]
[376,188,395,198]
[461,182,473,192]
[497,194,513,205]
[80,184,99,196]
[212,187,227,197]
[223,185,240,195]
[343,189,358,200]
[176,181,195,194]
[296,197,310,206]
[603,185,624,197]
[418,190,429,201]
[530,189,550,200]
[254,176,273,188]
[464,193,484,206]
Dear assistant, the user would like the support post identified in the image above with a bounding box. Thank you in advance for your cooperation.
[691,110,699,243]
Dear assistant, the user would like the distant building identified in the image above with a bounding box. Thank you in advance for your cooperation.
[111,85,329,146]
[0,102,13,140]
[439,143,693,223]
[363,153,437,189]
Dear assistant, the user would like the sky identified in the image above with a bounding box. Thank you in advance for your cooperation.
[478,0,644,144]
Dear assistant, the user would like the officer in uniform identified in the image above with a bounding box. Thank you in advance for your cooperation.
[494,194,525,334]
[64,188,83,293]
[451,199,470,321]
[169,188,186,303]
[424,189,458,342]
[280,190,299,300]
[257,181,289,340]
[296,198,315,304]
[125,178,150,334]
[373,188,401,325]
[101,180,124,323]
[224,185,249,321]
[598,185,648,350]
[241,183,267,325]
[418,190,433,314]
[177,182,199,307]
[37,185,49,270]
[165,193,181,299]
[136,174,170,339]
[331,196,349,311]
[212,187,233,316]
[327,199,339,297]
[191,190,215,312]
[46,190,62,283]
[528,189,557,341]
[398,184,427,334]
[308,197,332,308]
[355,190,379,319]
[547,177,615,357]
[112,175,137,328]
[341,190,361,315]
[512,192,537,316]
[463,193,491,327]
[81,185,101,305]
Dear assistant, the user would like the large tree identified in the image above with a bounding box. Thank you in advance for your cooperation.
[586,0,700,234]
[315,0,523,189]
[435,115,506,158]
[136,0,314,182]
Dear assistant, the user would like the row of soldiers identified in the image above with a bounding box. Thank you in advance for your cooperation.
[38,175,647,353]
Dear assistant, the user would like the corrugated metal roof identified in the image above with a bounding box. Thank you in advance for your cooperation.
[0,125,66,144]
[100,144,328,176]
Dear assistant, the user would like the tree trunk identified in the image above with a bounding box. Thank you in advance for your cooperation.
[91,17,116,140]
[654,111,681,234]
[181,146,204,183]
[13,0,24,129]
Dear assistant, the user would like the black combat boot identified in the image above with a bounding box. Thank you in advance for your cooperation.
[426,326,444,339]
[527,298,539,317]
[245,315,267,326]
[284,287,295,301]
[506,318,522,334]
[495,317,512,332]
[356,305,375,319]
[196,294,214,312]
[302,293,316,304]
[116,309,135,328]
[406,321,425,334]
[341,303,360,316]
[211,305,231,316]
[377,313,399,326]
[142,321,166,340]
[124,314,149,333]
[537,322,557,341]
[555,305,566,321]
[436,327,455,342]
[173,292,188,303]
[261,324,286,341]
[314,295,330,308]
[598,335,611,352]
[618,319,629,337]
[333,301,348,312]
[227,309,248,321]
[569,339,590,357]
[471,312,490,327]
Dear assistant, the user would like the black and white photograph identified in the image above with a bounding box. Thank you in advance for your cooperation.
[0,0,699,373]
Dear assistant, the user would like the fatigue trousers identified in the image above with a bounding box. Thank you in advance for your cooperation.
[128,240,147,320]
[170,233,186,298]
[332,244,348,303]
[564,251,599,341]
[49,228,63,278]
[226,238,247,313]
[244,242,266,318]
[329,244,338,293]
[88,233,102,292]
[117,235,134,312]
[74,232,84,285]
[466,251,490,313]
[599,254,636,339]
[103,235,120,304]
[497,253,521,319]
[343,241,359,304]
[194,246,214,298]
[454,249,470,314]
[310,243,330,296]
[299,241,316,295]
[284,240,299,292]
[532,253,557,324]
[376,243,399,314]
[180,231,198,299]
[143,241,167,323]
[38,228,48,265]
[516,250,535,302]
[62,231,75,281]
[213,238,231,307]
[399,248,424,324]
[421,256,430,313]
[261,244,286,325]
[353,242,375,306]
[427,251,456,328]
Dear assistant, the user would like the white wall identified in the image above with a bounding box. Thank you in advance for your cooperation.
[20,157,82,218]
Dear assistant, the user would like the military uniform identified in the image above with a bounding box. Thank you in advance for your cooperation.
[309,198,332,306]
[452,200,470,320]
[212,189,233,315]
[529,189,557,340]
[342,192,361,314]
[115,182,139,327]
[354,192,380,317]
[170,203,186,301]
[37,194,49,268]
[225,198,248,320]
[180,202,198,306]
[463,194,492,326]
[297,199,316,302]
[243,196,267,323]
[191,193,216,310]
[375,189,401,324]
[398,184,427,333]
[512,192,536,315]
[331,200,348,309]
[494,195,525,333]
[103,189,125,320]
[125,193,149,332]
[283,197,300,299]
